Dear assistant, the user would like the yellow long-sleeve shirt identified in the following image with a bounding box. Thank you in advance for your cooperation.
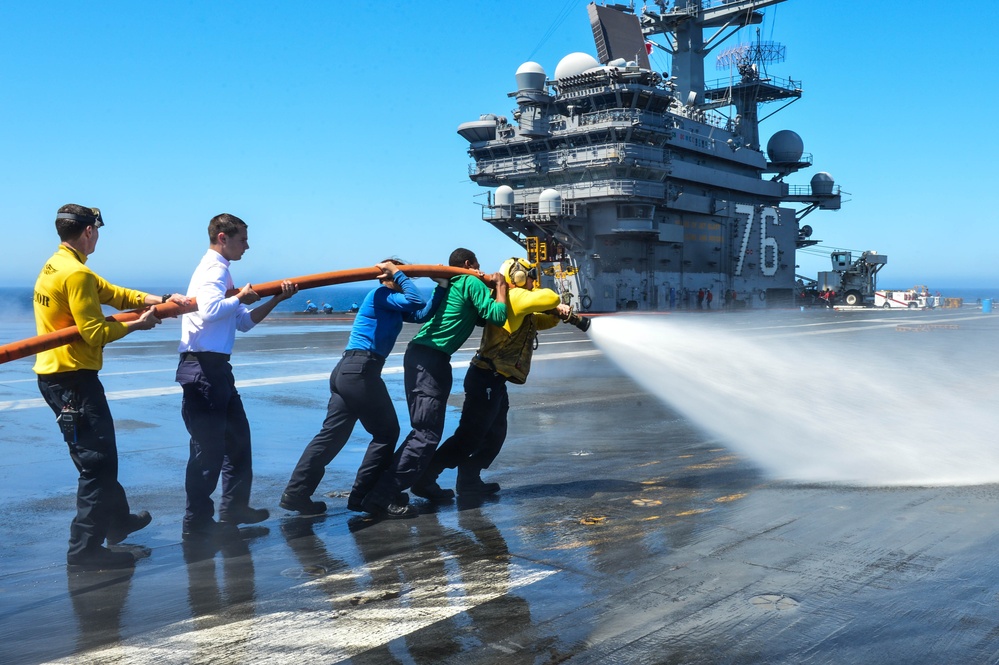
[32,245,150,375]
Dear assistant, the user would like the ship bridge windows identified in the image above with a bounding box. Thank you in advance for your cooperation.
[615,90,655,111]
[588,92,618,109]
[617,203,655,220]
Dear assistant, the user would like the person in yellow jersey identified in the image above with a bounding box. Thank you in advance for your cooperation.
[414,257,572,499]
[33,204,190,572]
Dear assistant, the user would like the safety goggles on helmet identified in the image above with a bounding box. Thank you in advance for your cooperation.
[56,207,103,228]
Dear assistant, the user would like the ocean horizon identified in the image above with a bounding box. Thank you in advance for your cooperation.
[2,283,997,324]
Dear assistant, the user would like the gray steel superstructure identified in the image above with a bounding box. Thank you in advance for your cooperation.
[458,0,841,311]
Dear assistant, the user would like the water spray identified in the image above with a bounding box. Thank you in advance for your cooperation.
[590,314,999,487]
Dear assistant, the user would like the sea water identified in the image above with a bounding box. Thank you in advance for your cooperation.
[0,279,378,344]
[589,312,999,486]
[0,283,382,319]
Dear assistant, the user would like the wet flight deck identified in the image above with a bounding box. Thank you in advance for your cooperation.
[1,307,998,664]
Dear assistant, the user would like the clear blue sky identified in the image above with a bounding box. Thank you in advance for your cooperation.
[2,1,995,289]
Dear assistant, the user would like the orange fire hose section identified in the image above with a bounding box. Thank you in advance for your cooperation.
[0,265,492,365]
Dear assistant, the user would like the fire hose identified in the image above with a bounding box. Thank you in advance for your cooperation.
[0,265,486,365]
[0,265,591,365]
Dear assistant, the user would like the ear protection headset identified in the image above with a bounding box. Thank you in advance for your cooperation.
[506,257,535,287]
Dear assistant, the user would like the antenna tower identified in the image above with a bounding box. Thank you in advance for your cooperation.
[716,29,785,80]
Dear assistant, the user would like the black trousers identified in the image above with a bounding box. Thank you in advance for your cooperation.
[284,350,398,501]
[367,343,453,506]
[37,370,131,560]
[177,352,253,528]
[434,364,509,471]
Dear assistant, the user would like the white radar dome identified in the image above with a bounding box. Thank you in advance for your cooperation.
[766,130,804,163]
[515,62,547,92]
[554,52,600,80]
[539,189,562,215]
[495,186,515,218]
[811,172,835,195]
[495,185,514,206]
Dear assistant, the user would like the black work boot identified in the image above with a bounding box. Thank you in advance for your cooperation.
[411,478,455,501]
[360,494,416,519]
[412,461,455,501]
[456,465,500,496]
[67,546,136,572]
[106,510,152,546]
[279,492,327,515]
[218,506,270,525]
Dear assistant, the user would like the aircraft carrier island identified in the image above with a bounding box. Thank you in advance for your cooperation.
[459,0,842,312]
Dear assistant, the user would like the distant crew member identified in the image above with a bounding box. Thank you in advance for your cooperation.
[360,248,508,518]
[177,213,297,540]
[34,204,189,571]
[416,258,571,498]
[279,260,447,515]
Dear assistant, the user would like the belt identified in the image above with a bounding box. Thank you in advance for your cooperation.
[37,368,99,381]
[343,349,385,362]
[180,351,231,361]
[472,355,507,380]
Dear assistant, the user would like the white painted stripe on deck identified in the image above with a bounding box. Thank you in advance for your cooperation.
[0,349,603,411]
[45,561,557,664]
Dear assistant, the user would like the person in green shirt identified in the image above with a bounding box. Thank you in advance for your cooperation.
[359,248,507,518]
[417,257,571,498]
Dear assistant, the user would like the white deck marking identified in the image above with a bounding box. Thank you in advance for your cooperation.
[45,561,557,664]
[0,347,602,411]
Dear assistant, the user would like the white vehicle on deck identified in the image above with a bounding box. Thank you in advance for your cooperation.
[874,289,931,309]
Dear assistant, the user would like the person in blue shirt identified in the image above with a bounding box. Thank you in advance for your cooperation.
[279,260,447,515]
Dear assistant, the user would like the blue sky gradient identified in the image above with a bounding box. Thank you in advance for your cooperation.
[2,1,995,289]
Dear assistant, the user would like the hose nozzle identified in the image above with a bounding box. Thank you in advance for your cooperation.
[563,310,591,333]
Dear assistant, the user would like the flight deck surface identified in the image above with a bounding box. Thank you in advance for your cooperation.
[1,307,997,664]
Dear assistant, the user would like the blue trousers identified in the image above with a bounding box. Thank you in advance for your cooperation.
[177,352,253,528]
[434,364,509,472]
[38,370,131,560]
[284,350,398,501]
[367,343,452,507]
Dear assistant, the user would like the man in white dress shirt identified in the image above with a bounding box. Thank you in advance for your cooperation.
[177,213,296,540]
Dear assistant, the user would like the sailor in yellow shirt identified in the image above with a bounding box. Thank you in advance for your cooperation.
[414,257,572,499]
[33,204,189,572]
